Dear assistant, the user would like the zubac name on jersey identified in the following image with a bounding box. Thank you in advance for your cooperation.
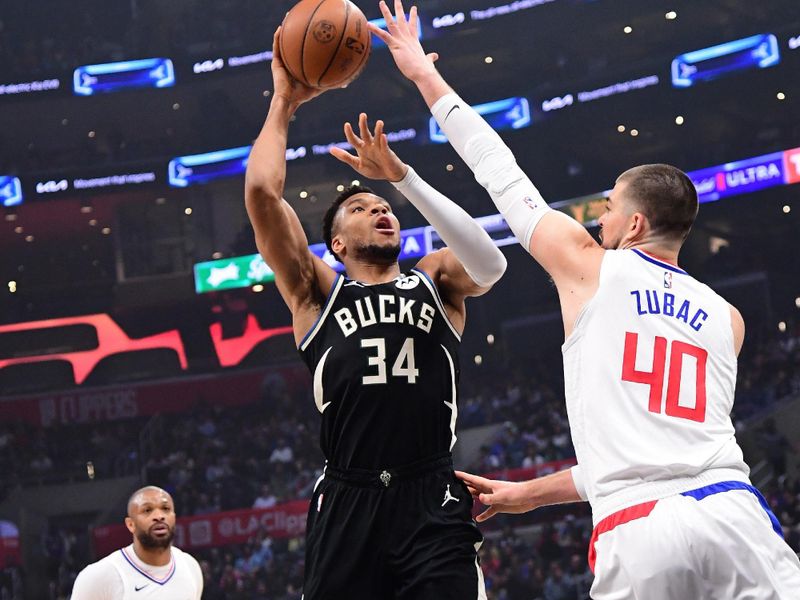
[629,289,709,331]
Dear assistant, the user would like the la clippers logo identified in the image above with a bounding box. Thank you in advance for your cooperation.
[664,272,673,289]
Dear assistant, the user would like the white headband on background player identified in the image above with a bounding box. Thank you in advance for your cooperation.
[430,93,553,252]
[392,166,507,288]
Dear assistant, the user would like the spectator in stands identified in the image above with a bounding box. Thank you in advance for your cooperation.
[253,484,277,509]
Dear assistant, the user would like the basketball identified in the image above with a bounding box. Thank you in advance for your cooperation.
[279,0,372,89]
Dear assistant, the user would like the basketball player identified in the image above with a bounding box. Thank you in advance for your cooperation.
[71,486,202,599]
[373,2,800,598]
[242,28,507,600]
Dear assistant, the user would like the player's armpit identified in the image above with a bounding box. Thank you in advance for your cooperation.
[529,210,604,298]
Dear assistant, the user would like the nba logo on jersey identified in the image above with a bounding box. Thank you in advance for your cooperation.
[663,271,672,289]
[395,275,420,290]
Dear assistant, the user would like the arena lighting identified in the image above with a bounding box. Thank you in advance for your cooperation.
[168,146,251,188]
[665,11,677,20]
[671,34,780,88]
[777,92,786,100]
[623,26,633,34]
[0,314,187,384]
[73,58,175,95]
[469,0,559,22]
[0,78,60,96]
[675,115,685,125]
[0,176,23,207]
[208,315,293,367]
[193,145,800,294]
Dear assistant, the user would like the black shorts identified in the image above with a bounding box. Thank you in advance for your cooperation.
[303,453,486,600]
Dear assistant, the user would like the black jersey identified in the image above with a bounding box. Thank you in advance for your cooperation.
[298,268,462,470]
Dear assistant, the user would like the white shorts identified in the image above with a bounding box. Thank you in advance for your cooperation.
[589,482,800,600]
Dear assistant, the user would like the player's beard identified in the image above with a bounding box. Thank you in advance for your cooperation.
[355,242,401,264]
[136,525,174,549]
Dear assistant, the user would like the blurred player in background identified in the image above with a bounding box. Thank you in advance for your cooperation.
[71,486,202,599]
[373,1,800,598]
[243,28,506,600]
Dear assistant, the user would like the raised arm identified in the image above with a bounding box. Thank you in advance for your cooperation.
[245,29,335,328]
[330,113,506,330]
[371,1,604,330]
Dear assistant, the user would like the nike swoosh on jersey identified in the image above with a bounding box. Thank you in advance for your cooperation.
[135,584,149,591]
[314,346,333,413]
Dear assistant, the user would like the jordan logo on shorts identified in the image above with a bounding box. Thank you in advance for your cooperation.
[441,484,460,507]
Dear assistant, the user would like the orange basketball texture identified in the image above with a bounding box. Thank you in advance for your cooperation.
[279,0,371,89]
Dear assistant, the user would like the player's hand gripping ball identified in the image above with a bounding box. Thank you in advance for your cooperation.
[279,0,372,89]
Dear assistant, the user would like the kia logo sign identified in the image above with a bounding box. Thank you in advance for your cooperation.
[36,179,68,194]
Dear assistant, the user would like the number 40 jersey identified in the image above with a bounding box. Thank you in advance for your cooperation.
[298,269,462,470]
[563,249,750,522]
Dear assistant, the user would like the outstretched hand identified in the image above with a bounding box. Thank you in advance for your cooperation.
[270,27,326,109]
[330,113,408,182]
[369,0,439,82]
[456,471,539,523]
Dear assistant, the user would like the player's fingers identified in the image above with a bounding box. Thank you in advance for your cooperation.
[409,5,419,35]
[374,119,385,140]
[455,471,493,493]
[369,23,392,44]
[378,1,395,28]
[329,147,359,167]
[394,0,407,27]
[478,492,495,506]
[427,52,439,63]
[272,28,282,59]
[476,506,498,523]
[464,484,481,499]
[359,113,373,143]
[343,122,363,148]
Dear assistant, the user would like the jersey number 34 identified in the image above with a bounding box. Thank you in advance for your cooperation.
[361,337,419,385]
[621,331,708,423]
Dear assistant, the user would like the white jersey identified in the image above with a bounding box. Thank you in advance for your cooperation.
[562,248,750,523]
[71,544,203,600]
